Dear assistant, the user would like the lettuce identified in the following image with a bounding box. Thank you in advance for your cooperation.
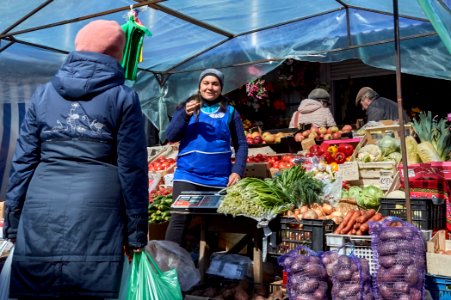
[357,185,384,208]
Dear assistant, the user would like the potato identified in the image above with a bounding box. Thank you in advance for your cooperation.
[378,241,399,256]
[379,229,404,241]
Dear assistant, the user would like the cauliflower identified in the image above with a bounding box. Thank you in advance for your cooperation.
[357,144,382,162]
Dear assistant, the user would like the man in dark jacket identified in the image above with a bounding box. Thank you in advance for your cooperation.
[355,87,409,122]
[3,20,148,299]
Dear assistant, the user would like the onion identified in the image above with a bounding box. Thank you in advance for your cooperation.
[322,203,334,215]
[300,205,309,214]
[302,209,318,219]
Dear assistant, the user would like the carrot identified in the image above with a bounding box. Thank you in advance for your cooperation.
[351,229,357,235]
[353,222,361,230]
[359,212,383,233]
[340,211,361,234]
[356,209,376,224]
[334,210,356,234]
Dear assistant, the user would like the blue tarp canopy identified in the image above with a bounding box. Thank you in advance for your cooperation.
[1,0,450,198]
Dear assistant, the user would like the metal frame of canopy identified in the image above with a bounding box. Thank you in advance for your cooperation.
[2,0,434,222]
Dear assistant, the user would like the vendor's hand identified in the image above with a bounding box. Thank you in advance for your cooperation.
[185,100,201,116]
[227,173,241,187]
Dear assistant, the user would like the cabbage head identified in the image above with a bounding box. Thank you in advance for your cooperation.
[357,185,384,208]
[348,186,362,200]
[387,151,402,163]
[378,135,399,156]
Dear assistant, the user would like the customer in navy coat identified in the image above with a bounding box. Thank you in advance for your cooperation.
[3,20,148,299]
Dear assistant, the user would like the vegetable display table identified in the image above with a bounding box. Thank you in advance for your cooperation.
[170,210,279,284]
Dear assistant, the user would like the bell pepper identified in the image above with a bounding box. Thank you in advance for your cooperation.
[337,143,354,157]
[334,151,347,164]
[309,145,324,156]
[329,162,339,172]
[327,145,338,156]
[323,152,334,164]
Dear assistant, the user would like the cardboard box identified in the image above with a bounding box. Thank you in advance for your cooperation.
[426,230,451,277]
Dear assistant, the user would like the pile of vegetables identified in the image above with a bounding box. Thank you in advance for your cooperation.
[219,166,325,220]
[270,165,324,207]
[341,185,384,209]
[278,247,328,300]
[333,209,383,235]
[412,111,451,162]
[218,177,291,218]
[148,194,172,224]
[370,217,425,300]
[356,142,402,163]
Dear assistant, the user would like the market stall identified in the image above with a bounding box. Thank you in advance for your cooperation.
[144,111,450,299]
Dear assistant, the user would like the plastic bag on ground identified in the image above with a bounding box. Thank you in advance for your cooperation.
[145,240,200,291]
[127,251,182,300]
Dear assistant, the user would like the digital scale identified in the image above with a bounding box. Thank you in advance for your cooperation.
[171,191,224,212]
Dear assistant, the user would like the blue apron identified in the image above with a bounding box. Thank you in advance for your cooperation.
[174,104,233,188]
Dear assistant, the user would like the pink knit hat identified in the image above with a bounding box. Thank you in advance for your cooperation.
[75,20,125,62]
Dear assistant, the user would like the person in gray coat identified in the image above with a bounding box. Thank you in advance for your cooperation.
[3,20,148,299]
[355,87,409,122]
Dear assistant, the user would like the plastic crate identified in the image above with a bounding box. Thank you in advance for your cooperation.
[379,198,446,230]
[426,274,451,300]
[271,218,336,254]
[325,233,376,275]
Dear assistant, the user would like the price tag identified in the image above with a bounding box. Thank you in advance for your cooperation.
[379,173,393,190]
[340,161,359,181]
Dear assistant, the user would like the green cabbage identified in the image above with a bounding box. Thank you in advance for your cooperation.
[387,151,402,163]
[357,185,384,208]
[348,186,362,200]
[378,135,399,156]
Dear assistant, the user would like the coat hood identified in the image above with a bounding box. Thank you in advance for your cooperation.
[298,98,323,114]
[51,51,125,100]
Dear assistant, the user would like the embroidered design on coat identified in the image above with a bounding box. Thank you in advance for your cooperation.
[43,102,108,138]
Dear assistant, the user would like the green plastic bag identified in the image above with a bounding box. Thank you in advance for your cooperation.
[127,251,182,300]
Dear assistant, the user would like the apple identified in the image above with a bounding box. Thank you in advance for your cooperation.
[263,133,275,143]
[342,124,353,133]
[251,131,261,139]
[246,137,254,144]
[253,136,263,144]
[319,127,327,134]
[329,126,339,133]
[294,132,304,142]
[324,133,333,140]
[332,132,342,139]
[326,128,333,134]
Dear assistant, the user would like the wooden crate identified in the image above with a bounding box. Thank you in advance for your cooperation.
[426,230,451,277]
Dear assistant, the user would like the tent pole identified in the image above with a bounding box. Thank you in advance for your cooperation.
[393,0,412,223]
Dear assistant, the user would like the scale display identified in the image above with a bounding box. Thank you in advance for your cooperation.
[171,192,224,211]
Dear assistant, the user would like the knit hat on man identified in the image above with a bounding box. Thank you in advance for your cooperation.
[355,87,374,105]
[198,68,224,90]
[75,20,125,62]
[308,88,330,101]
